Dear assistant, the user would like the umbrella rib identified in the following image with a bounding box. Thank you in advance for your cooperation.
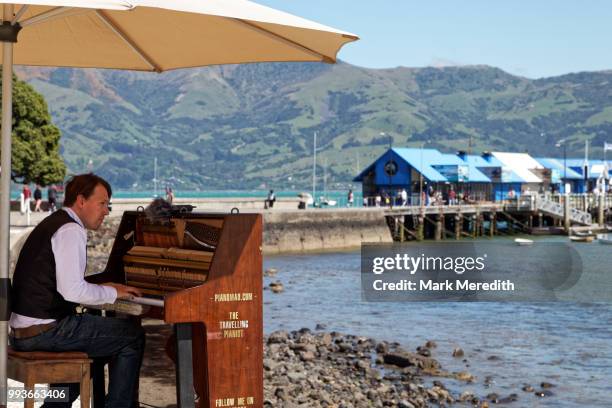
[19,7,88,27]
[95,10,161,72]
[11,5,29,24]
[229,18,334,63]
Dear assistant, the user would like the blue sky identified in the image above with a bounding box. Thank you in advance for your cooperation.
[257,0,612,79]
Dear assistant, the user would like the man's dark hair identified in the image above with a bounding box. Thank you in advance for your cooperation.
[63,173,112,207]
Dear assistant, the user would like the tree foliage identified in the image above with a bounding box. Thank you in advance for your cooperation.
[0,69,66,185]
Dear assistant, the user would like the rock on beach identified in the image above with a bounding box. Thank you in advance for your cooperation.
[263,329,457,407]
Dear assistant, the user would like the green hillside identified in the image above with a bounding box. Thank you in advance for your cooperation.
[15,63,612,190]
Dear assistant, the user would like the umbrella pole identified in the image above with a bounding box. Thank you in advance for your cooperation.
[0,5,14,406]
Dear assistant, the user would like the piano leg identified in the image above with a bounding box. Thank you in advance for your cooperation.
[175,323,195,408]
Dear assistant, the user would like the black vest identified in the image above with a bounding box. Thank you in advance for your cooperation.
[12,210,79,320]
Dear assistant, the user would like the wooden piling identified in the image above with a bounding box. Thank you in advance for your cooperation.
[417,215,424,241]
[529,215,533,229]
[538,212,543,227]
[563,194,571,232]
[434,215,442,241]
[599,193,605,226]
[455,214,462,240]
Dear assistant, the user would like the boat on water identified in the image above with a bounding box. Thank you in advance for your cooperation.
[514,238,534,246]
[569,235,595,243]
[529,226,565,236]
[320,197,337,206]
[597,234,612,245]
[573,230,596,237]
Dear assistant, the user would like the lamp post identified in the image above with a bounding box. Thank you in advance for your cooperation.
[312,131,317,203]
[556,138,570,232]
[420,144,424,208]
[381,132,389,186]
[419,141,431,208]
[555,139,567,192]
[417,141,429,241]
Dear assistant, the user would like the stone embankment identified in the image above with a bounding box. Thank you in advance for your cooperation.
[263,209,392,253]
[83,208,392,266]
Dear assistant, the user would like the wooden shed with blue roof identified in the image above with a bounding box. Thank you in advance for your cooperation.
[353,147,493,204]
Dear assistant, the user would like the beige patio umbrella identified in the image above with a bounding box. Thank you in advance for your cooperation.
[0,0,358,403]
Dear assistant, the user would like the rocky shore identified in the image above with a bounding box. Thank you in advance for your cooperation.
[264,328,455,407]
[140,322,553,408]
[261,328,557,407]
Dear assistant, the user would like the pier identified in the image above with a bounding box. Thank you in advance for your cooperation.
[383,193,612,242]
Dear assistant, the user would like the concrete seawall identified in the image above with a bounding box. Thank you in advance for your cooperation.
[110,198,393,253]
[9,207,393,258]
[263,209,393,254]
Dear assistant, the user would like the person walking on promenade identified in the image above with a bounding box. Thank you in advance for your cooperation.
[449,187,457,205]
[10,173,145,408]
[507,187,516,200]
[265,189,276,209]
[47,185,58,212]
[347,189,354,207]
[382,190,391,207]
[165,186,175,204]
[34,185,43,212]
[21,184,32,214]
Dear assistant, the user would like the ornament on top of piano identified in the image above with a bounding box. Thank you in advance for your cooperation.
[137,199,221,250]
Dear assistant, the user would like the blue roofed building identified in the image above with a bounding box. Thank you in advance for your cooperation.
[535,157,586,194]
[457,152,527,201]
[354,148,495,204]
[352,147,584,204]
[354,146,610,205]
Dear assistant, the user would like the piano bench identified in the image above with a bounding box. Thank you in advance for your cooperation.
[7,346,92,408]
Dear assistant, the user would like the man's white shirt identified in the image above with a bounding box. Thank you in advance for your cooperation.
[9,207,117,328]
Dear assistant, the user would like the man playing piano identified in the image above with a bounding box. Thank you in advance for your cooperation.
[10,173,145,408]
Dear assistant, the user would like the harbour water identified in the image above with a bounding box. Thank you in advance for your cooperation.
[11,189,364,207]
[111,189,364,207]
[263,237,612,407]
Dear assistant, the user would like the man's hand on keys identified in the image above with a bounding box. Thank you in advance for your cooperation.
[103,282,143,299]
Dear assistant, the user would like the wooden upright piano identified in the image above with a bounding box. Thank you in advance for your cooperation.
[87,207,263,408]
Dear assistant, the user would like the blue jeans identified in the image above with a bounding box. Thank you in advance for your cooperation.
[9,313,145,408]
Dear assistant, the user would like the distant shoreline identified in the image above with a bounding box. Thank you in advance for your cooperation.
[9,189,363,205]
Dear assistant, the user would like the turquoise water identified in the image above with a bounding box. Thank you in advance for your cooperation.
[11,189,365,207]
[263,238,612,407]
[113,190,364,208]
